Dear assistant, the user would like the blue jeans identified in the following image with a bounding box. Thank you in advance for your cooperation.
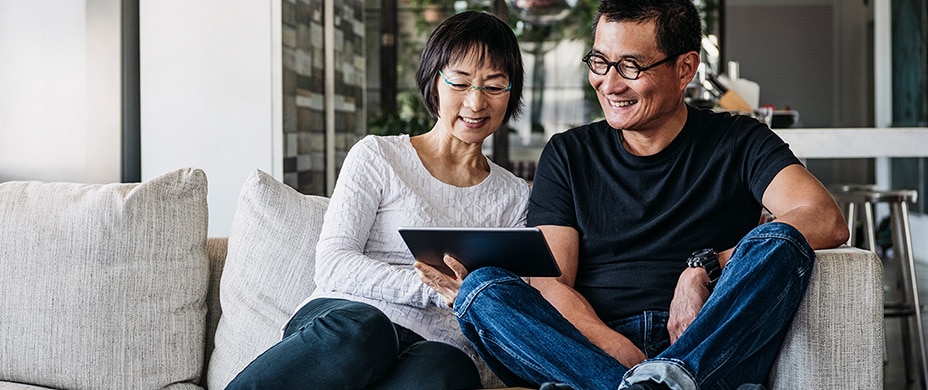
[226,298,482,389]
[454,222,815,390]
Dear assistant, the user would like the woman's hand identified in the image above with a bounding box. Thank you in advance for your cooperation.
[415,255,468,307]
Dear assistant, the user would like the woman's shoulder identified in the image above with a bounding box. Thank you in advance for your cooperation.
[352,134,410,151]
[487,161,531,193]
[347,134,414,161]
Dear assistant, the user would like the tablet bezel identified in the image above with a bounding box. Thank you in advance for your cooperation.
[398,226,561,277]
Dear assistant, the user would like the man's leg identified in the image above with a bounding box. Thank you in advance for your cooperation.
[455,267,627,390]
[623,222,816,390]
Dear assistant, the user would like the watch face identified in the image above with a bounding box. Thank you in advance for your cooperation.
[688,248,718,268]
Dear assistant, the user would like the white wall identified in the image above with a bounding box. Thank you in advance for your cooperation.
[0,0,121,183]
[140,0,282,236]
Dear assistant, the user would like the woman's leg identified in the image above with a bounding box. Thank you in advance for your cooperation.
[226,298,400,389]
[369,340,483,390]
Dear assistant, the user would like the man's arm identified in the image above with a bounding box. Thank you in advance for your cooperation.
[530,225,647,368]
[761,164,849,250]
[668,163,849,342]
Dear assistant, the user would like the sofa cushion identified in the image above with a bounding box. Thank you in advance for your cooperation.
[207,169,328,389]
[0,168,209,390]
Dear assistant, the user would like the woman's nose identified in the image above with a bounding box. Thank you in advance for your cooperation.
[462,88,488,111]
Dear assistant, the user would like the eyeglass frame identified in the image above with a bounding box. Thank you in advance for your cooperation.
[437,69,512,97]
[581,52,679,80]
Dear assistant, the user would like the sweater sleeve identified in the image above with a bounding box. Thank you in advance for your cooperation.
[313,136,441,308]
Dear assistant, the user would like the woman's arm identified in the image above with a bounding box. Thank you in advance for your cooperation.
[313,137,441,308]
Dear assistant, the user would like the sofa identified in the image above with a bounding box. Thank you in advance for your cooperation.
[0,168,884,389]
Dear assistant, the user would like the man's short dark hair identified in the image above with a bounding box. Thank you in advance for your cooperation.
[415,11,524,122]
[592,0,702,58]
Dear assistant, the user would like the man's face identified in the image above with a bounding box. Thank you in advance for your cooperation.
[588,17,687,132]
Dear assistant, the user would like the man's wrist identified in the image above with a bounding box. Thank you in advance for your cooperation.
[686,248,721,290]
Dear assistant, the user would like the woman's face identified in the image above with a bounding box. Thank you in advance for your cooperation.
[433,50,511,145]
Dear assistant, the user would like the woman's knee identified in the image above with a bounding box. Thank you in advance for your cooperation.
[290,299,399,358]
[392,341,482,389]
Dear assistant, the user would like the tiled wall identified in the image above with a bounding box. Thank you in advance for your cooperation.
[282,0,365,195]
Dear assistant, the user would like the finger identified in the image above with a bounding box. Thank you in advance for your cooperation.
[415,261,439,278]
[443,254,469,279]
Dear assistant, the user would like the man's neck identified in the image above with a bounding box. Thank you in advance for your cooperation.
[618,104,689,156]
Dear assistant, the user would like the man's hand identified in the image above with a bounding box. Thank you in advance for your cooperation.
[668,267,711,343]
[415,255,468,307]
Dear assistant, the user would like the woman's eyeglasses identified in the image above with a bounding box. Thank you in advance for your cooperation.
[438,70,511,97]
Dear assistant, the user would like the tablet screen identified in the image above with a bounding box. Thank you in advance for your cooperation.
[398,227,561,277]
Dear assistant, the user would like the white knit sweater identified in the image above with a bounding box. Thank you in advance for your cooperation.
[305,134,530,386]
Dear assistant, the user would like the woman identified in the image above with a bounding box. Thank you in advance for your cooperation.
[226,11,527,389]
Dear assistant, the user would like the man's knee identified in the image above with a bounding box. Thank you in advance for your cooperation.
[457,267,524,311]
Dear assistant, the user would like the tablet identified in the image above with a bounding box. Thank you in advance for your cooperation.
[398,227,561,277]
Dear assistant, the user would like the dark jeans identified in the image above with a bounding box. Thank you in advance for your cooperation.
[226,298,482,389]
[454,222,815,390]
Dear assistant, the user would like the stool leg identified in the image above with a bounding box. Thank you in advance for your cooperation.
[891,201,928,389]
[844,201,857,247]
[863,201,877,253]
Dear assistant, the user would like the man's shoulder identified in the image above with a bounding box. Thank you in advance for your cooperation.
[687,104,764,133]
[549,120,611,144]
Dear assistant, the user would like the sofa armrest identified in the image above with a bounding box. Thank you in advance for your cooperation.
[767,246,883,389]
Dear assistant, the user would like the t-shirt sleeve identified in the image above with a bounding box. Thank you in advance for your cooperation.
[527,133,578,229]
[738,120,803,203]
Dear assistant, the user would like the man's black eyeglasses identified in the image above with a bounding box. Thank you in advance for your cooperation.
[582,52,678,80]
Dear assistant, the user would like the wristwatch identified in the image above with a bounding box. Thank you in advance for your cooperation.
[686,248,722,291]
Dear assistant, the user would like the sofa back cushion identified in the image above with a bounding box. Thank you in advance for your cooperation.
[207,169,328,389]
[0,168,209,389]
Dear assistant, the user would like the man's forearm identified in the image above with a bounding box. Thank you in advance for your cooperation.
[530,278,646,367]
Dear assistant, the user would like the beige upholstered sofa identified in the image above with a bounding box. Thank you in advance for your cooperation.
[0,168,883,389]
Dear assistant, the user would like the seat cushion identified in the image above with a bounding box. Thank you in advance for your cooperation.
[207,169,328,389]
[0,168,209,389]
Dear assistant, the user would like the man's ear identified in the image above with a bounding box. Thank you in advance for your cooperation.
[677,51,701,91]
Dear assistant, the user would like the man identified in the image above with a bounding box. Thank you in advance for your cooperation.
[416,0,849,389]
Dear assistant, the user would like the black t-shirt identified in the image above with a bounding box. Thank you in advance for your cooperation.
[527,105,801,323]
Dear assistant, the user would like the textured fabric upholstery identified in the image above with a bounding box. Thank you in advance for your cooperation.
[0,168,884,389]
[0,168,209,390]
[202,237,228,386]
[767,246,884,389]
[206,170,329,389]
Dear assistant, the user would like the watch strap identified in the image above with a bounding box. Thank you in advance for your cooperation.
[687,248,721,290]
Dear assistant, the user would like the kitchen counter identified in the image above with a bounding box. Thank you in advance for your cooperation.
[773,127,928,159]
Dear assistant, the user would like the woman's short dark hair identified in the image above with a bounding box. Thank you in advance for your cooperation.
[416,11,524,123]
[591,0,701,58]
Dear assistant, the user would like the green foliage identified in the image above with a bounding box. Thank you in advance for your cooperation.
[368,92,434,136]
[404,0,596,44]
[373,0,718,135]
